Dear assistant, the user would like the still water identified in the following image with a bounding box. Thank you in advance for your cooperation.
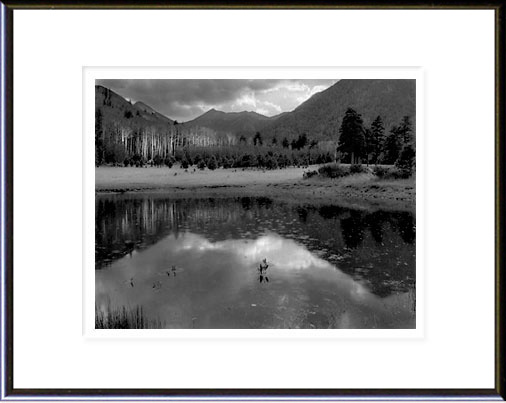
[95,195,416,329]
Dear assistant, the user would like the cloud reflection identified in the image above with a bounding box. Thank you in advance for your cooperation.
[177,232,334,271]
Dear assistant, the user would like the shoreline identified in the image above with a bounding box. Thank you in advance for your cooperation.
[95,166,416,212]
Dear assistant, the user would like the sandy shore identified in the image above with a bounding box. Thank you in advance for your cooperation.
[95,165,415,211]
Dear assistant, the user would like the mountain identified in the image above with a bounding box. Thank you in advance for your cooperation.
[134,101,174,125]
[262,79,416,141]
[96,79,416,144]
[95,85,174,131]
[182,108,279,136]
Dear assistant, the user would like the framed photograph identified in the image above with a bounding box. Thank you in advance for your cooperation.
[1,1,504,400]
[86,67,422,339]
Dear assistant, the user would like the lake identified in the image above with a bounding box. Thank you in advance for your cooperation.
[95,194,416,329]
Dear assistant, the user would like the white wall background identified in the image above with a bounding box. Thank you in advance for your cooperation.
[12,10,495,390]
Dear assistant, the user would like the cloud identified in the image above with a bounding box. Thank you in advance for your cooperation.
[262,100,283,113]
[234,92,257,109]
[96,79,337,121]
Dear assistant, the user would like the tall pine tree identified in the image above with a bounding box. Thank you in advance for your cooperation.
[364,128,373,166]
[398,116,413,145]
[370,115,385,164]
[337,108,366,164]
[383,125,403,164]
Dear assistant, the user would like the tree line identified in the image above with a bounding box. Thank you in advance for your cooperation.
[95,108,237,166]
[124,145,335,171]
[96,104,415,174]
[337,108,415,166]
[244,132,311,150]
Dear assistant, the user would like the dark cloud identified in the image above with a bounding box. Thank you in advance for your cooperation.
[96,79,337,121]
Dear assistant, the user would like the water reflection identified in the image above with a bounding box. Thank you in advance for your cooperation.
[95,195,416,328]
[96,232,415,329]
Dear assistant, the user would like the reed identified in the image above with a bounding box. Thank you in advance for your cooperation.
[95,304,164,329]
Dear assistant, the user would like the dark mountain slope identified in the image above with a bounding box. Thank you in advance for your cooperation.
[95,85,174,131]
[134,101,174,125]
[183,108,279,136]
[263,79,416,141]
[96,79,416,145]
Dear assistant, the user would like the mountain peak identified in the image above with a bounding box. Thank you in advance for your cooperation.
[205,108,223,114]
[184,107,276,136]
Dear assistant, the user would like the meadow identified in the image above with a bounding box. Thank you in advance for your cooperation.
[95,163,415,211]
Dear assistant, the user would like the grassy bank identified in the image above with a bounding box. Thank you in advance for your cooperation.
[95,304,164,329]
[95,165,415,211]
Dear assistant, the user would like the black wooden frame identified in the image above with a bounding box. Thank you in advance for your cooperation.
[0,1,504,400]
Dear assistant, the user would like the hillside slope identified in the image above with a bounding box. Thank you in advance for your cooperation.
[262,79,416,141]
[96,79,416,144]
[134,101,174,125]
[95,85,174,131]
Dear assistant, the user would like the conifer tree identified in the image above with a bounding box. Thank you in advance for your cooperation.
[383,126,403,164]
[337,108,366,164]
[398,116,413,145]
[370,115,385,164]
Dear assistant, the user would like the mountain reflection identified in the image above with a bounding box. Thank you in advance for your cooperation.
[96,195,415,298]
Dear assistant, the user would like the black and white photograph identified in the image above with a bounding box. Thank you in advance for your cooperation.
[94,78,417,330]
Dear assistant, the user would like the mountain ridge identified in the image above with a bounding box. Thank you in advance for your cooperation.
[182,108,280,136]
[262,79,416,141]
[96,79,416,142]
[95,85,175,131]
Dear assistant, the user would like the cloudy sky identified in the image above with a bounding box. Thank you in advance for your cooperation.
[96,79,337,122]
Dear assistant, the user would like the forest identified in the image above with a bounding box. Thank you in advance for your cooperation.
[95,105,415,177]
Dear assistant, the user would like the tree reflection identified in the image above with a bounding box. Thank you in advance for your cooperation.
[95,195,416,298]
[340,211,366,249]
[365,211,390,244]
[296,206,309,223]
[391,212,416,244]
